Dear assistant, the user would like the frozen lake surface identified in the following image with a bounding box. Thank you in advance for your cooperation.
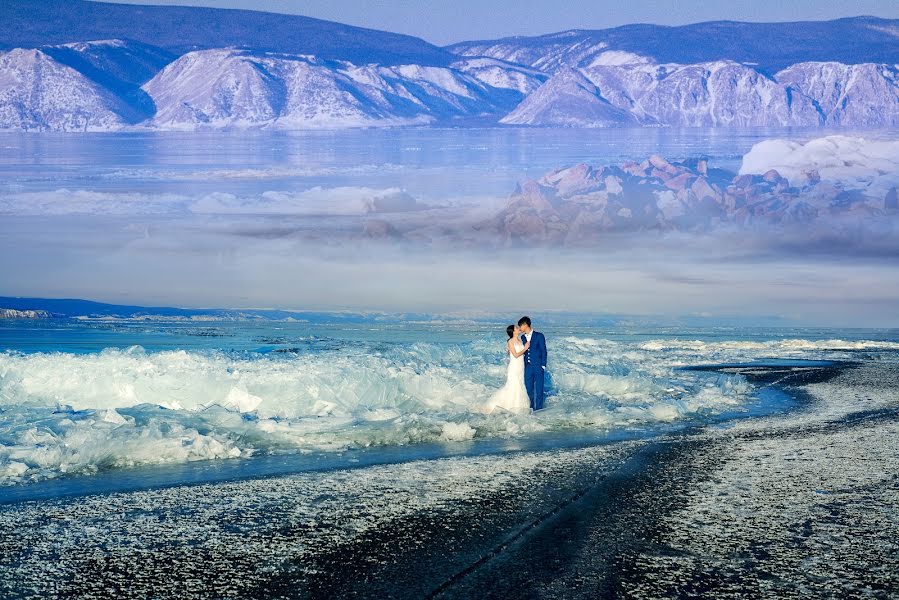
[1,317,897,489]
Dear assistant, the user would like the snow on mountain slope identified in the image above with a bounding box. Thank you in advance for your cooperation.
[4,48,896,130]
[142,49,287,127]
[41,39,174,122]
[777,62,899,127]
[0,48,134,131]
[451,57,547,95]
[347,62,526,117]
[1,0,454,67]
[43,39,174,88]
[500,58,823,127]
[447,17,899,74]
[451,35,611,75]
[143,49,523,129]
[579,59,821,127]
[500,67,638,127]
[269,59,426,128]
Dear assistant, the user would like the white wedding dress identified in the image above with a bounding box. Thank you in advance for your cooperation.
[484,340,531,414]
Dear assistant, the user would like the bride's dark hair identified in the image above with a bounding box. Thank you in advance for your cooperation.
[506,324,516,339]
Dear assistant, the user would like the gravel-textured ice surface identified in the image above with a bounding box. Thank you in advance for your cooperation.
[0,442,639,599]
[624,364,899,598]
[443,363,899,599]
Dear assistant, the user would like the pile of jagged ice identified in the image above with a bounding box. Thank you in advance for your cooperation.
[2,334,898,483]
[740,135,899,195]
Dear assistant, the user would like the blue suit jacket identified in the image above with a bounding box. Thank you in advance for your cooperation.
[521,331,547,369]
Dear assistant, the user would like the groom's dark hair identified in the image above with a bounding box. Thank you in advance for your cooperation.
[518,316,531,327]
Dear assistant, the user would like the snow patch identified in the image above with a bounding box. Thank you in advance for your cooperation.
[740,135,899,191]
[587,51,651,67]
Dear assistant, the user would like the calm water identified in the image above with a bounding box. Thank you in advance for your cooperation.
[0,127,829,199]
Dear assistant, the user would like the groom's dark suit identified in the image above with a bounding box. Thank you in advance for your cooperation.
[521,331,547,411]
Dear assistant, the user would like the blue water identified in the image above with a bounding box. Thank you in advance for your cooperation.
[1,316,897,497]
[3,318,899,354]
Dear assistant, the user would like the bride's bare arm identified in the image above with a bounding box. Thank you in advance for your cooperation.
[508,339,530,358]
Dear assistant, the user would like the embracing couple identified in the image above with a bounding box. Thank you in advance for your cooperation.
[483,316,547,415]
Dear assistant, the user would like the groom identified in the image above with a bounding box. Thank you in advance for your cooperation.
[518,316,547,411]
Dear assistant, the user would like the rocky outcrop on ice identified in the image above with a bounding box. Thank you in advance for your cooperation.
[479,145,899,245]
[0,48,137,131]
[142,49,525,129]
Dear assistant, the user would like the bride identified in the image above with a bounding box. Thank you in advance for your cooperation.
[482,324,531,414]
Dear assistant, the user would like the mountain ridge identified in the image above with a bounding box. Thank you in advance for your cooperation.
[0,7,896,131]
[447,16,899,74]
[0,0,454,66]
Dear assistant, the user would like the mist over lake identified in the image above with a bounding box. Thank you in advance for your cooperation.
[2,128,897,324]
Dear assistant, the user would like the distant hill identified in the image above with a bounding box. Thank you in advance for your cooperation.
[0,296,377,321]
[0,0,454,66]
[448,17,899,74]
[0,5,896,131]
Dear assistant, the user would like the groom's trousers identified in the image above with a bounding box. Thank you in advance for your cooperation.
[524,364,545,411]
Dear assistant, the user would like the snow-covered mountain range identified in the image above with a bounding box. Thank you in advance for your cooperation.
[446,17,899,74]
[502,58,899,127]
[0,1,896,131]
[142,50,531,129]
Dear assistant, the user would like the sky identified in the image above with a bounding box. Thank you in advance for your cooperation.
[100,0,899,45]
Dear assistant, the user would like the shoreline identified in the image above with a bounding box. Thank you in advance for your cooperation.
[440,361,899,598]
[0,360,824,505]
[3,360,893,598]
